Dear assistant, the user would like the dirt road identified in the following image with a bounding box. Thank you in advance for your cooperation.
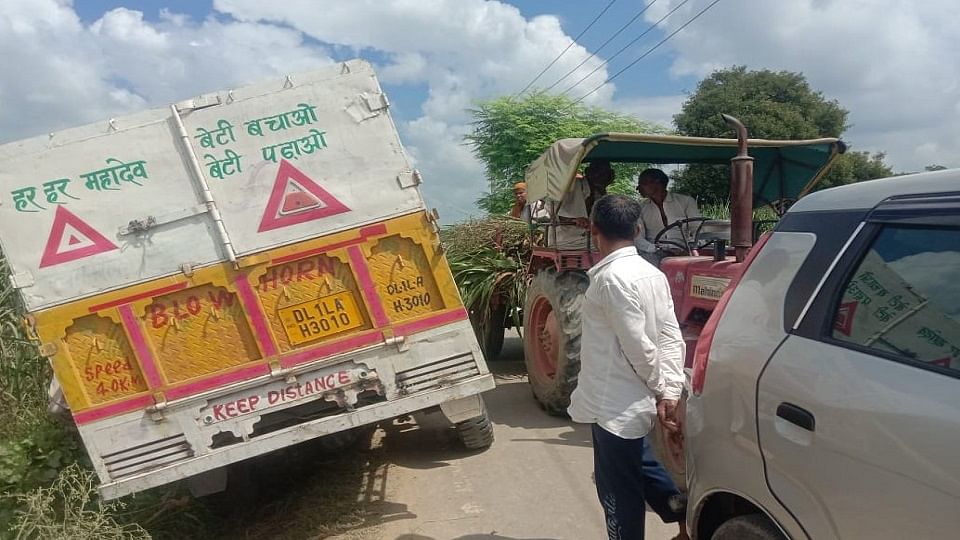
[333,333,680,540]
[207,333,680,539]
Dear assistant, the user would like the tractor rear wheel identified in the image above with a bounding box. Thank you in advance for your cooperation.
[522,269,588,416]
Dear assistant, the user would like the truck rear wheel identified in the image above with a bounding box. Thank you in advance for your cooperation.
[313,426,368,453]
[523,269,588,416]
[456,408,495,449]
[483,303,507,360]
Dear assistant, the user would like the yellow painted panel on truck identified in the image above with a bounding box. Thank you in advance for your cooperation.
[368,235,446,322]
[142,285,261,384]
[63,315,148,404]
[253,253,371,353]
[31,211,467,416]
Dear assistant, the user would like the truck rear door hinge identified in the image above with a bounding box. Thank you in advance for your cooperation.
[345,92,390,123]
[397,170,422,189]
[174,94,223,112]
[146,392,169,422]
[10,271,35,289]
[382,331,408,352]
[426,208,443,253]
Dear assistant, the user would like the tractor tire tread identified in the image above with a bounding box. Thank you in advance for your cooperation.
[523,268,589,416]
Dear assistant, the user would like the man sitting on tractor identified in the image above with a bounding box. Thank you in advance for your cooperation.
[635,168,702,257]
[548,160,616,249]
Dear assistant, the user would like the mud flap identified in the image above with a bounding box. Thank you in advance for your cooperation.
[439,394,485,424]
[186,467,228,497]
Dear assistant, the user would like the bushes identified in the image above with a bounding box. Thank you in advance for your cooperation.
[0,405,86,529]
[0,251,89,533]
[8,465,150,540]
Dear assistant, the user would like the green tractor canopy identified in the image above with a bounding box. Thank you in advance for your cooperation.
[524,133,846,209]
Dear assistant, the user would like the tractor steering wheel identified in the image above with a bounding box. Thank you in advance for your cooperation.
[653,217,711,256]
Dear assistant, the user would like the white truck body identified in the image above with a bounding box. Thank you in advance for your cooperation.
[0,59,494,499]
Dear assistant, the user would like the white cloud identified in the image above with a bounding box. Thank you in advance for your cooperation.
[0,0,331,141]
[213,0,616,215]
[644,0,960,172]
[0,0,616,221]
[379,52,428,85]
[611,95,685,132]
[402,118,487,222]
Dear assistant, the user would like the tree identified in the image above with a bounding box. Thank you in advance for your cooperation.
[466,92,664,214]
[672,66,892,202]
[818,150,894,188]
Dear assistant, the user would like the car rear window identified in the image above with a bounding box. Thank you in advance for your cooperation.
[831,225,960,373]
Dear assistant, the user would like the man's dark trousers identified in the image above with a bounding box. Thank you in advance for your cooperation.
[592,423,684,539]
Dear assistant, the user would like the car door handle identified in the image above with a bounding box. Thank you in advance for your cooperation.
[776,402,816,432]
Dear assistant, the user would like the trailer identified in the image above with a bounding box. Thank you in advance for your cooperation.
[0,59,495,499]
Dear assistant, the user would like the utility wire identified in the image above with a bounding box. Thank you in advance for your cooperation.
[541,0,659,94]
[571,0,723,105]
[559,0,692,98]
[515,0,617,96]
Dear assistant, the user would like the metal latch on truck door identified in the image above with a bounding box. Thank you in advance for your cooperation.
[145,392,169,422]
[426,209,444,254]
[118,205,208,237]
[174,94,223,111]
[396,170,423,189]
[9,270,35,289]
[345,92,390,123]
[382,329,408,352]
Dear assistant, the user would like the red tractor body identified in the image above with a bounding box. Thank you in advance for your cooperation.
[519,121,845,416]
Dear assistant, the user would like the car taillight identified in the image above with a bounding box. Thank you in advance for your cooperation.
[691,232,773,395]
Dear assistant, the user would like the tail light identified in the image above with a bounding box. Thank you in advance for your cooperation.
[691,232,773,395]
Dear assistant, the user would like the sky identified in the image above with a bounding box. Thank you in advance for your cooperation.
[1,0,957,223]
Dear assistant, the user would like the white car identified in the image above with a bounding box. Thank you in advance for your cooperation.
[684,168,960,539]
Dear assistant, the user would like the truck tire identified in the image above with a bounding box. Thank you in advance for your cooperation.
[523,269,589,416]
[483,303,507,360]
[711,514,786,540]
[313,427,366,453]
[456,408,495,450]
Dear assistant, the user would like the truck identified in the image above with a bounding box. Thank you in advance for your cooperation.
[0,59,495,500]
[519,117,845,472]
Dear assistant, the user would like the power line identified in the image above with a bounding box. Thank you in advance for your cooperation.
[515,0,617,96]
[571,0,722,105]
[541,0,660,94]
[559,0,692,98]
[571,0,723,105]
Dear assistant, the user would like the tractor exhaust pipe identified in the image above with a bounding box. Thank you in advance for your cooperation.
[722,114,754,262]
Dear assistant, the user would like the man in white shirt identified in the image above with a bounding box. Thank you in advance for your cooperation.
[635,168,701,252]
[568,194,687,540]
[551,161,616,249]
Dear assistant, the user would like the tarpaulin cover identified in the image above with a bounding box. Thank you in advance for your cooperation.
[524,132,844,207]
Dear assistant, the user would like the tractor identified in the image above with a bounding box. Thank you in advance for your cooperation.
[520,115,845,423]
